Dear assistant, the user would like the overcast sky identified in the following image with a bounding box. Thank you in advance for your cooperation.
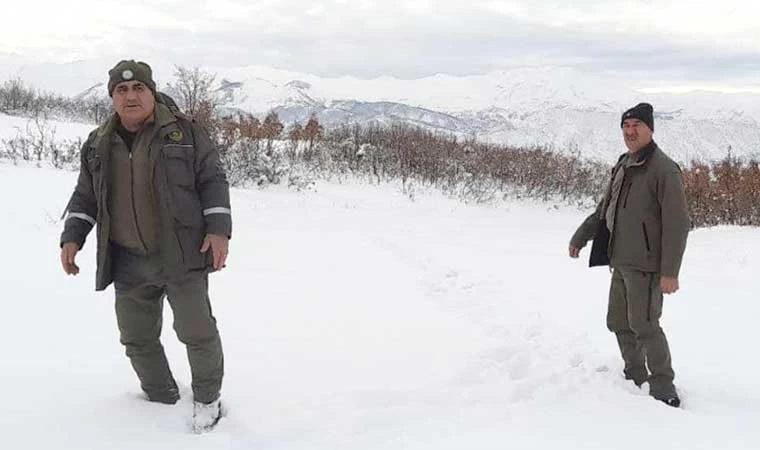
[4,0,760,91]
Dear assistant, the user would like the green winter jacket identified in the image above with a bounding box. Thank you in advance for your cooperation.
[61,103,231,291]
[571,141,689,277]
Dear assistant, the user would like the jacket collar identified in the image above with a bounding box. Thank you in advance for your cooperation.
[153,102,178,130]
[635,140,657,163]
[94,114,119,142]
[617,140,657,168]
[90,114,120,158]
[92,103,178,146]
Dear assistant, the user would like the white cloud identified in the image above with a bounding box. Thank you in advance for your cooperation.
[2,0,760,90]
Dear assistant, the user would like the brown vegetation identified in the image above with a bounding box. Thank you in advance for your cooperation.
[1,72,758,228]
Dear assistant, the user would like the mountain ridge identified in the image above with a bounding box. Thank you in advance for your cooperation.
[2,59,759,163]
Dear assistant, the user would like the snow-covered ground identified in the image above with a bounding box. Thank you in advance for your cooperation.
[0,112,94,142]
[1,162,758,450]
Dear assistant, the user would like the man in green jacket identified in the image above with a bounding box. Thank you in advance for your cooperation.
[569,103,689,407]
[59,60,231,432]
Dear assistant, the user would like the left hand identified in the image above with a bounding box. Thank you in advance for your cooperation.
[200,233,230,270]
[660,276,679,294]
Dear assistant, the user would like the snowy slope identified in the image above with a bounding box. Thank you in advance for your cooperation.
[2,160,759,450]
[4,59,760,163]
[0,112,93,142]
[212,65,760,163]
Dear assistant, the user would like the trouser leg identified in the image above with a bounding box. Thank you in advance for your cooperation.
[115,283,177,399]
[166,271,224,404]
[607,269,648,385]
[616,268,676,398]
[113,246,177,401]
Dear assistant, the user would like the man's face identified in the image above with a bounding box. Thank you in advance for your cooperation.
[622,118,653,152]
[112,81,155,126]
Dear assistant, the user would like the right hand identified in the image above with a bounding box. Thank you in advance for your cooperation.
[61,242,81,275]
[569,245,581,259]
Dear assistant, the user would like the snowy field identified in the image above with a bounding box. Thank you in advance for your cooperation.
[1,162,759,450]
[0,112,94,142]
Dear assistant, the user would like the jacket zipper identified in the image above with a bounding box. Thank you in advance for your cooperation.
[647,273,653,321]
[129,150,148,252]
[642,222,651,252]
[622,183,632,208]
[608,169,627,256]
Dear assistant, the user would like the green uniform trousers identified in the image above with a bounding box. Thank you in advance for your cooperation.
[607,267,675,398]
[112,246,224,404]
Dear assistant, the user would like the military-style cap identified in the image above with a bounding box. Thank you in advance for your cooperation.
[107,60,156,97]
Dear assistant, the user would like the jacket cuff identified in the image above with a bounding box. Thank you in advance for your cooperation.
[204,213,232,238]
[60,232,86,250]
[60,217,93,249]
[569,231,588,249]
[660,263,681,278]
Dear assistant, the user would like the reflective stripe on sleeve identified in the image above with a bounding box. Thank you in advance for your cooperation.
[66,212,96,226]
[203,207,232,216]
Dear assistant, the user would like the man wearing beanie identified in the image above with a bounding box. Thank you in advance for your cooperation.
[568,102,689,407]
[59,59,231,432]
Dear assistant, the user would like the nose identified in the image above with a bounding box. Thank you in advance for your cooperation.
[125,88,138,101]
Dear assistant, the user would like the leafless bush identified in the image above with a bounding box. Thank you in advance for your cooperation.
[0,114,81,169]
[683,152,760,227]
[3,73,758,227]
[0,76,36,113]
[214,113,291,187]
[164,66,219,133]
[320,122,606,207]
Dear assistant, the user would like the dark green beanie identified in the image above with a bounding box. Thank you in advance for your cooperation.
[107,60,156,97]
[621,102,654,131]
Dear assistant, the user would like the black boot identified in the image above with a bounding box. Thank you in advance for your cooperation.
[659,395,681,408]
[624,372,648,388]
[144,379,180,405]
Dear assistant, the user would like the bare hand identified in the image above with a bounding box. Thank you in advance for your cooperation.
[661,276,679,294]
[200,234,229,270]
[61,242,81,275]
[569,246,581,258]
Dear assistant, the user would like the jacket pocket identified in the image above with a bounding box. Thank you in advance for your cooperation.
[86,152,103,203]
[168,185,204,228]
[162,145,195,188]
[642,222,651,252]
[175,224,206,270]
[86,152,101,176]
[161,146,203,228]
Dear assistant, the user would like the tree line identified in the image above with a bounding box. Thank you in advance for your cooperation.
[0,71,758,228]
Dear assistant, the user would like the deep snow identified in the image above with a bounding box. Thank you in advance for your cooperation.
[1,162,758,450]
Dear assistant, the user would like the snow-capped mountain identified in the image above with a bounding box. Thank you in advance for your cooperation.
[3,58,759,164]
[212,65,760,163]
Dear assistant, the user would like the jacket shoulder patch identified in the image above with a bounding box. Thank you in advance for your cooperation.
[168,130,184,142]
